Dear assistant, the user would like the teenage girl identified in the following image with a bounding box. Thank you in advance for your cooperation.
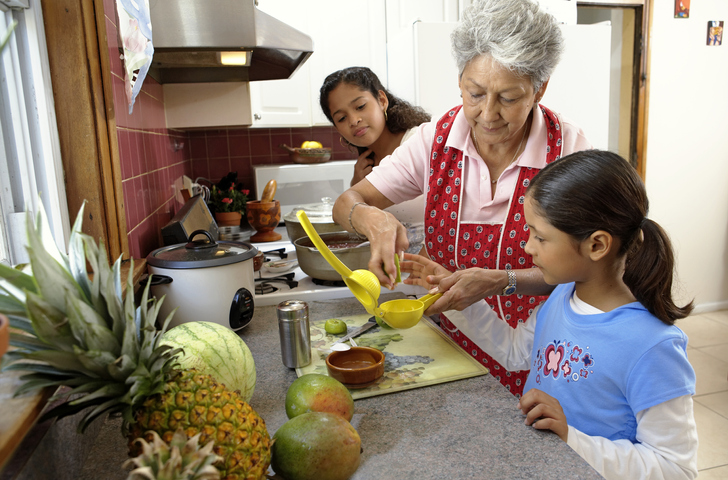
[435,150,698,479]
[319,66,431,254]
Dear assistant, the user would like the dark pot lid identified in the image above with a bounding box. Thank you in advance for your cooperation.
[283,196,336,223]
[146,230,258,269]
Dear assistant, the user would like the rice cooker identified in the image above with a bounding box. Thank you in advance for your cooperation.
[146,230,257,331]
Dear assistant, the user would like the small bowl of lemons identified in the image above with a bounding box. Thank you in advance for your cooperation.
[280,142,332,164]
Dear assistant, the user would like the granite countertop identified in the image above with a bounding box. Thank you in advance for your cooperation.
[77,294,602,480]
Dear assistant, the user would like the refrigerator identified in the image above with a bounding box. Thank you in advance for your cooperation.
[387,22,612,149]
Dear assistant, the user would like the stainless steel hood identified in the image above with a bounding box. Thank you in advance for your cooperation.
[148,0,313,83]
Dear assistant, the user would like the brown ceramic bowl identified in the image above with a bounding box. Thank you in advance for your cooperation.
[246,200,281,242]
[326,346,385,385]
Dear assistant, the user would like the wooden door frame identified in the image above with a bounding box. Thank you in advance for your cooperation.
[577,0,652,178]
[40,0,128,260]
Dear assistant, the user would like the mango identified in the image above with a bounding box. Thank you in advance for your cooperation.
[285,373,354,421]
[271,412,361,480]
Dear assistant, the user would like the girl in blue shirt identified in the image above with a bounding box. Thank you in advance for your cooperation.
[417,149,698,479]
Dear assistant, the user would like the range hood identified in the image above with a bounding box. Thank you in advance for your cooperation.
[148,0,313,84]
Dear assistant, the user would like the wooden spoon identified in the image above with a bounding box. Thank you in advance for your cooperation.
[261,179,277,203]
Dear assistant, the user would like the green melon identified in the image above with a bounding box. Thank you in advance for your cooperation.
[161,321,256,402]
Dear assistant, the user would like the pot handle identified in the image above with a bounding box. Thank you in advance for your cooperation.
[186,230,217,250]
[145,274,173,286]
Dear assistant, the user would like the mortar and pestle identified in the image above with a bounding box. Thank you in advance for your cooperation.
[246,180,282,242]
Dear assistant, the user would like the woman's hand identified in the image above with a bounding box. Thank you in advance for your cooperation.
[517,389,569,442]
[350,149,375,186]
[332,181,405,288]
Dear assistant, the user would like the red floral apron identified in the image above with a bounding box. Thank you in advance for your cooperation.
[425,104,562,397]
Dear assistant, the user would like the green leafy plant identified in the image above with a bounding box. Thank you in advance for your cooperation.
[208,185,248,214]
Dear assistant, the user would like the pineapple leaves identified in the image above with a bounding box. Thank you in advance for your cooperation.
[25,291,75,351]
[68,201,92,301]
[26,210,81,313]
[8,314,35,334]
[66,295,121,354]
[107,354,138,382]
[0,291,27,315]
[9,332,47,351]
[13,349,99,377]
[72,345,118,377]
[105,257,125,340]
[0,261,37,297]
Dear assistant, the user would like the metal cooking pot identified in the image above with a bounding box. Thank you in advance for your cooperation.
[284,197,344,243]
[294,232,371,281]
[145,230,257,331]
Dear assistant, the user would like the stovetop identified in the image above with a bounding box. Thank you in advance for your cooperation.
[251,226,425,307]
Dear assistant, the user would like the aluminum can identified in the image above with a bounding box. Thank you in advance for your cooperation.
[277,300,311,368]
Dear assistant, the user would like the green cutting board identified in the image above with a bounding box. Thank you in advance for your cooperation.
[296,314,489,399]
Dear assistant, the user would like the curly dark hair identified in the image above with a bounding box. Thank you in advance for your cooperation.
[319,66,431,136]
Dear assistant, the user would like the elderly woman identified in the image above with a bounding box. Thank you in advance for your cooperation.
[332,0,592,396]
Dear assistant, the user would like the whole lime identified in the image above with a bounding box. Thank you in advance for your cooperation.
[285,373,354,421]
[271,412,361,480]
[324,318,347,335]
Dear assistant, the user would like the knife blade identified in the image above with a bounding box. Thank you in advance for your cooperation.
[332,319,377,345]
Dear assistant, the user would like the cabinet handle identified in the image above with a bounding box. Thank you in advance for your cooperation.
[254,113,262,121]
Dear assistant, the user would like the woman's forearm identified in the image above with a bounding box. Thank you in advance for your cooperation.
[512,267,554,297]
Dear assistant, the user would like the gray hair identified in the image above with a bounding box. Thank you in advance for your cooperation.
[451,0,564,90]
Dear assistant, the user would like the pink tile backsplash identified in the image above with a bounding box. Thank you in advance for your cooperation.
[103,0,353,260]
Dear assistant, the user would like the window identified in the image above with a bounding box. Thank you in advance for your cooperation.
[0,0,68,265]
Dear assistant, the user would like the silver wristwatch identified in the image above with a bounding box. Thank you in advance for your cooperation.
[502,270,517,296]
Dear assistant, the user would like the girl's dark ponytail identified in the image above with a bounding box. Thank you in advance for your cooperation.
[623,219,693,325]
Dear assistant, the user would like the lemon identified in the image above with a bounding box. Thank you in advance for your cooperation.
[324,318,347,335]
[301,140,322,149]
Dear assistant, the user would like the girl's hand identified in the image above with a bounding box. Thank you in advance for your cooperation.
[400,253,449,290]
[351,149,375,186]
[517,389,569,442]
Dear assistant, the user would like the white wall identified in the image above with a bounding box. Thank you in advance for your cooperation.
[645,0,728,312]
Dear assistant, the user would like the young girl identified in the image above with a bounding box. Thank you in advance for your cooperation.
[319,66,430,186]
[439,150,698,479]
[319,66,431,253]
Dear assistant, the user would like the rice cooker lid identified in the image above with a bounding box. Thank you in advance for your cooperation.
[146,230,257,269]
[284,196,335,224]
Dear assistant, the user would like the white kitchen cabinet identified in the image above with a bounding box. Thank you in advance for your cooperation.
[250,0,387,128]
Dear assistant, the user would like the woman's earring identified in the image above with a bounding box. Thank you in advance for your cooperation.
[339,136,351,148]
[384,109,388,121]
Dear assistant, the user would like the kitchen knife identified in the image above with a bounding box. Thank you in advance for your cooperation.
[332,319,377,345]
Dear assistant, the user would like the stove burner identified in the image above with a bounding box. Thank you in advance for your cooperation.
[262,247,287,261]
[255,273,298,294]
[312,278,346,287]
[255,283,279,295]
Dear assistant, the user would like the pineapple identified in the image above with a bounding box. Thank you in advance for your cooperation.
[0,204,271,480]
[125,428,221,480]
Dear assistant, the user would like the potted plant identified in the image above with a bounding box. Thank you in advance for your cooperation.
[207,172,249,227]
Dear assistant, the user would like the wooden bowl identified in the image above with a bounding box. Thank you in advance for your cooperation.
[326,346,385,385]
[246,200,281,242]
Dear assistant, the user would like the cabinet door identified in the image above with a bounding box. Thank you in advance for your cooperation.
[249,1,312,127]
[250,0,387,128]
[308,0,387,126]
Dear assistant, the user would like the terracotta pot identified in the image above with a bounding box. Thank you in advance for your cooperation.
[246,200,282,242]
[215,211,242,227]
[0,313,9,360]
